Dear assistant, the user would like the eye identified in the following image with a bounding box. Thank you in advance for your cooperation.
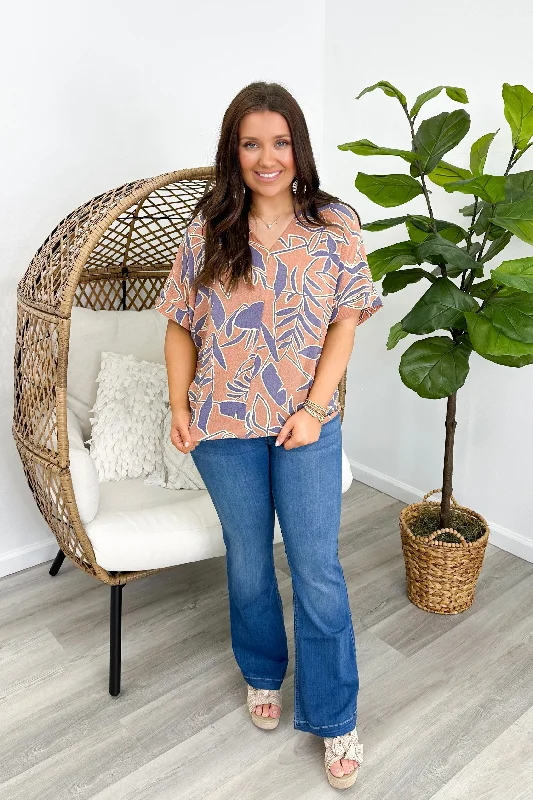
[242,140,291,149]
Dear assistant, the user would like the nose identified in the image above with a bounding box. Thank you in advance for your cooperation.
[256,146,281,170]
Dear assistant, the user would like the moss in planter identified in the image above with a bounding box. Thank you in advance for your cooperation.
[408,504,487,544]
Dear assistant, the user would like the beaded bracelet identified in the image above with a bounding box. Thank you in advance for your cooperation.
[302,405,325,422]
[302,398,329,423]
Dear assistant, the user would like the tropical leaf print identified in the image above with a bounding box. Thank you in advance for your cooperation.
[225,353,262,402]
[247,393,272,436]
[261,363,287,406]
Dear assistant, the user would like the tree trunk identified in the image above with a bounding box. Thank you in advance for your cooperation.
[440,392,457,529]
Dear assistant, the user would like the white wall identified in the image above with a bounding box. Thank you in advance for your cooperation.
[1,0,531,577]
[323,0,533,560]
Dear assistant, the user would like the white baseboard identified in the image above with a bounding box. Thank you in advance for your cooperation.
[349,459,533,565]
[0,539,60,579]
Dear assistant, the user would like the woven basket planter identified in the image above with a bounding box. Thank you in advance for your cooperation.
[399,488,490,615]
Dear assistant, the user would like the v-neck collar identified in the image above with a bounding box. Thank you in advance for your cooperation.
[248,212,301,256]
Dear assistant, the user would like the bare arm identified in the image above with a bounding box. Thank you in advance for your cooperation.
[307,313,359,409]
[164,318,198,410]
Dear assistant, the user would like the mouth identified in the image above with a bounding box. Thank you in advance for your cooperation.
[254,170,282,182]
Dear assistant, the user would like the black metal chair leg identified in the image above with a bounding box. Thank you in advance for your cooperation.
[49,549,65,576]
[109,582,124,696]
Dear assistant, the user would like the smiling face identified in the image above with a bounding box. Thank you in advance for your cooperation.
[238,110,296,201]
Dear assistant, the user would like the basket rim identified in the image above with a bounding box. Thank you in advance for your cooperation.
[399,499,490,548]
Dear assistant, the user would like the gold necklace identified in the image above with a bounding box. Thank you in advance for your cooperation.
[250,205,294,230]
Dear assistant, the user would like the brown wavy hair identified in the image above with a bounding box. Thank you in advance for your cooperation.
[188,81,361,294]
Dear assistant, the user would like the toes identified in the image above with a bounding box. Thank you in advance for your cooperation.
[329,758,357,776]
[253,702,281,718]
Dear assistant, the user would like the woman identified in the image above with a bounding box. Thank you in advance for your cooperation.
[155,81,383,790]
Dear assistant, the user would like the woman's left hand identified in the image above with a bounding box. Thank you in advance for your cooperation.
[275,408,322,450]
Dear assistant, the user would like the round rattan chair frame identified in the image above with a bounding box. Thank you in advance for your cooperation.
[13,166,348,692]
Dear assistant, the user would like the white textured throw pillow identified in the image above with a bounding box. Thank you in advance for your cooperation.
[87,351,169,481]
[144,407,206,490]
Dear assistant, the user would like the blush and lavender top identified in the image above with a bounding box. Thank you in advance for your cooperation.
[155,201,383,440]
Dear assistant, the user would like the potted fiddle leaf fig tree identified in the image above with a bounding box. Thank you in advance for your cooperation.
[339,81,533,614]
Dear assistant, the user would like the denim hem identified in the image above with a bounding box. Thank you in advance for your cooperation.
[293,710,357,738]
[243,676,284,689]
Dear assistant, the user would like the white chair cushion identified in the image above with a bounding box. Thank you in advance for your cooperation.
[67,307,168,441]
[341,448,353,493]
[67,405,99,524]
[84,479,271,571]
[86,351,169,482]
[31,403,100,524]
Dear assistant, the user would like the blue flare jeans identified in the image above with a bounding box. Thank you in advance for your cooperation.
[190,412,359,737]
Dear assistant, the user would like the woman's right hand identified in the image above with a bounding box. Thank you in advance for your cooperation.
[170,406,200,453]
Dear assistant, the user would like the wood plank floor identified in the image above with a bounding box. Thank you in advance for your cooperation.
[1,481,532,799]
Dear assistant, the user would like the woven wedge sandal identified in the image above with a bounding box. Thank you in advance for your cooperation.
[246,683,282,730]
[324,728,363,789]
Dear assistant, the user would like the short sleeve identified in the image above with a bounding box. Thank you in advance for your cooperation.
[329,211,384,326]
[154,233,194,331]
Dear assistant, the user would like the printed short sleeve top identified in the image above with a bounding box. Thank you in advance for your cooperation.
[155,200,383,440]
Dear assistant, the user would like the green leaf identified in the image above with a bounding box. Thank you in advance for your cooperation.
[409,85,468,120]
[445,86,469,104]
[459,202,478,216]
[387,321,410,349]
[401,276,479,335]
[409,87,443,120]
[367,241,420,281]
[464,310,533,366]
[474,202,496,235]
[491,257,533,293]
[399,335,472,398]
[482,288,533,343]
[354,173,424,208]
[382,268,437,295]
[356,81,407,107]
[406,219,433,243]
[491,199,533,245]
[479,231,512,263]
[470,279,499,300]
[514,142,533,162]
[467,242,483,258]
[338,139,422,164]
[427,161,472,187]
[416,234,479,272]
[361,216,409,232]
[502,83,533,151]
[505,171,533,202]
[444,175,506,204]
[471,203,505,241]
[413,110,471,174]
[470,131,498,176]
[406,216,466,244]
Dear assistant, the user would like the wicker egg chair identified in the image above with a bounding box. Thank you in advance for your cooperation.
[13,165,348,695]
